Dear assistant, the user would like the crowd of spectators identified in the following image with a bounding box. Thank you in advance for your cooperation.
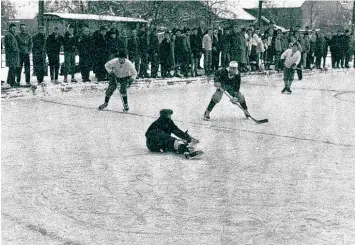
[3,22,355,88]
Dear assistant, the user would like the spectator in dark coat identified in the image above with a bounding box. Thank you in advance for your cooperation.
[351,34,355,68]
[5,23,20,87]
[159,32,173,78]
[77,26,92,82]
[107,29,119,60]
[230,25,247,72]
[93,26,108,81]
[149,28,160,78]
[332,30,344,68]
[128,29,140,76]
[32,26,47,84]
[174,29,185,77]
[16,23,32,86]
[314,32,327,69]
[46,26,63,83]
[220,28,231,68]
[343,30,351,68]
[190,28,202,76]
[138,26,149,78]
[63,25,77,83]
[119,28,129,57]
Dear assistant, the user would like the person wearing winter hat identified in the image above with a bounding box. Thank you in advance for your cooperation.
[98,50,136,112]
[145,109,203,159]
[203,61,250,120]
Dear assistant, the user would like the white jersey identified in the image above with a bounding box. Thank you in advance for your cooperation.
[104,58,137,79]
[280,49,301,68]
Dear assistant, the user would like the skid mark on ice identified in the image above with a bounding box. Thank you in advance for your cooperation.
[334,91,355,103]
[2,212,82,245]
[40,98,355,148]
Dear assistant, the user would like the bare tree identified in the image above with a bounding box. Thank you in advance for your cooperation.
[1,0,17,31]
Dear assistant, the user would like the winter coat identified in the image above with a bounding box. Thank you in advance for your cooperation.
[4,31,20,68]
[220,33,231,52]
[138,31,148,54]
[46,33,63,55]
[119,35,129,57]
[77,34,93,68]
[315,37,327,57]
[63,31,76,53]
[16,32,32,54]
[212,34,220,53]
[343,35,351,51]
[230,31,246,64]
[106,36,119,58]
[149,33,160,56]
[92,32,108,62]
[274,38,282,52]
[128,36,140,59]
[46,33,63,66]
[32,33,47,75]
[159,38,173,66]
[190,33,202,55]
[174,35,186,63]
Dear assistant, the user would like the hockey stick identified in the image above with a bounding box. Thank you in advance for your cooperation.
[221,88,269,124]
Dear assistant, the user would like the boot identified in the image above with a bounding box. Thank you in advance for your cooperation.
[98,102,108,110]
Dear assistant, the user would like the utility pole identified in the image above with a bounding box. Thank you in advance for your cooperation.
[38,0,44,27]
[258,0,263,29]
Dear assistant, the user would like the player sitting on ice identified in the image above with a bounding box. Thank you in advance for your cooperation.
[98,50,137,112]
[203,61,250,120]
[145,109,203,159]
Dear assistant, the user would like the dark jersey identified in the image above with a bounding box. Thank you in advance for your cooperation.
[214,68,241,93]
[145,117,187,140]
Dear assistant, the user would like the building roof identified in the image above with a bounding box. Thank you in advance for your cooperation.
[43,12,148,23]
[241,0,305,9]
[258,16,287,32]
[207,1,256,21]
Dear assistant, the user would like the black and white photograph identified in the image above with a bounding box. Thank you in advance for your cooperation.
[1,0,355,244]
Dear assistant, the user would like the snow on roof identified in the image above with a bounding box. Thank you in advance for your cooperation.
[43,12,148,23]
[259,16,287,32]
[209,1,256,21]
[240,0,305,9]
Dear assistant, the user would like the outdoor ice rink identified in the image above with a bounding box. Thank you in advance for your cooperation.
[2,69,355,245]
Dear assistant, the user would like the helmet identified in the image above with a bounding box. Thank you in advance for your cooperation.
[229,61,238,68]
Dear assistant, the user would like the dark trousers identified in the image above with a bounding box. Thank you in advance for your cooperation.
[315,55,322,69]
[331,51,336,68]
[81,67,90,80]
[17,53,30,84]
[36,69,45,83]
[139,53,148,77]
[146,130,177,153]
[296,63,302,80]
[64,51,76,78]
[50,65,59,80]
[212,50,220,71]
[150,53,159,77]
[344,49,351,68]
[105,74,131,99]
[7,67,17,86]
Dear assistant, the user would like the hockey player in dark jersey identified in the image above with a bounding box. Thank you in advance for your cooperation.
[203,61,250,120]
[146,109,203,159]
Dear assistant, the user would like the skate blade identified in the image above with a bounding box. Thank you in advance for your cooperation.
[185,151,204,160]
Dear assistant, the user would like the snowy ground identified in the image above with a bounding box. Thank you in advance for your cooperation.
[2,67,355,245]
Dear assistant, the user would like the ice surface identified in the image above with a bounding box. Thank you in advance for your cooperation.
[2,69,355,245]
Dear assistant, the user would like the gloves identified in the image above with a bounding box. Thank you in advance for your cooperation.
[184,131,199,144]
[291,63,297,69]
[230,97,240,104]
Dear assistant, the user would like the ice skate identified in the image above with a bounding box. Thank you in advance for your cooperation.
[184,150,204,160]
[123,104,129,112]
[98,102,108,110]
[244,110,251,118]
[203,111,210,121]
[281,87,287,94]
[286,88,292,94]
